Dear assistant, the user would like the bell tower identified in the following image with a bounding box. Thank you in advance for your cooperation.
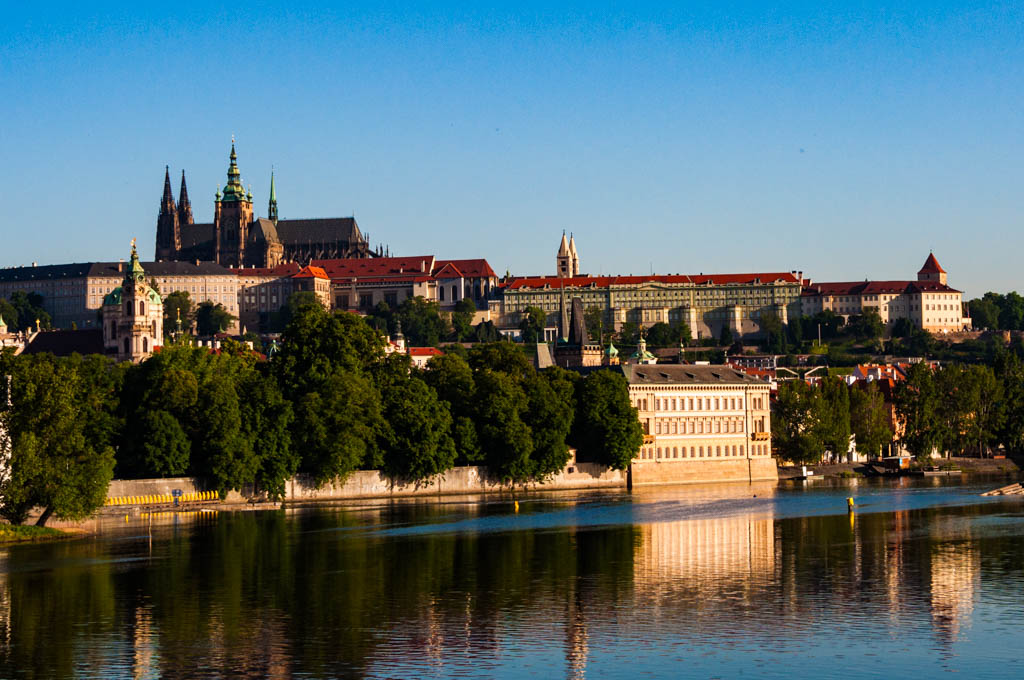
[213,139,253,267]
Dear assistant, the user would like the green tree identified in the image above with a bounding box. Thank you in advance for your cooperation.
[817,378,851,461]
[0,298,18,331]
[471,320,501,343]
[241,372,296,500]
[998,292,1024,330]
[772,380,825,464]
[0,355,116,525]
[523,368,576,479]
[138,410,191,477]
[519,305,547,344]
[295,370,385,485]
[7,291,50,331]
[894,362,942,461]
[467,341,533,379]
[195,374,258,495]
[452,297,477,341]
[162,290,193,333]
[473,369,534,483]
[584,306,605,344]
[381,377,456,481]
[849,382,892,459]
[995,351,1024,453]
[573,370,643,470]
[759,312,787,353]
[718,325,734,347]
[967,296,999,330]
[195,301,236,336]
[422,353,481,463]
[846,308,884,344]
[397,296,447,346]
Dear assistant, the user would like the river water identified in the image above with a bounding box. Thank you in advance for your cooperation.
[1,477,1022,679]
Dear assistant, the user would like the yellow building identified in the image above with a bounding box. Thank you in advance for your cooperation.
[800,253,971,333]
[623,364,777,484]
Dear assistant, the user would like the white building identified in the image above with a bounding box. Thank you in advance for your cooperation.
[102,242,164,362]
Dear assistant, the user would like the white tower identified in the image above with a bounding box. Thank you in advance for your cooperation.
[557,232,571,278]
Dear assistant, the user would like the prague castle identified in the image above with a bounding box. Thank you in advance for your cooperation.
[155,142,382,268]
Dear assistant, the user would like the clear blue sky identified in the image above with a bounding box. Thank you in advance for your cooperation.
[2,1,1021,298]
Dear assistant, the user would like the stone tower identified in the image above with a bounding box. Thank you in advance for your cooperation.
[103,240,164,363]
[557,232,571,278]
[155,166,181,261]
[177,169,193,228]
[918,252,948,285]
[213,140,253,268]
[568,233,580,276]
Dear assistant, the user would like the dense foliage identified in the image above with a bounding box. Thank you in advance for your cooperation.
[0,306,641,524]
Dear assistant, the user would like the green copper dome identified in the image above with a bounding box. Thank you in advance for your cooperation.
[220,141,249,203]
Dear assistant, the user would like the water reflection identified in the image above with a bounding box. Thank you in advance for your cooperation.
[0,482,1020,678]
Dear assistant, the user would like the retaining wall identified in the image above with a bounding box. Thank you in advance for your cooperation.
[631,457,778,486]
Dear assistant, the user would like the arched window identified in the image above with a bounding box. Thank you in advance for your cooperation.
[451,285,457,301]
[139,301,145,316]
[143,337,148,353]
[124,337,130,354]
[439,286,445,302]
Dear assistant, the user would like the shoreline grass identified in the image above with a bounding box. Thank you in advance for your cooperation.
[0,524,70,544]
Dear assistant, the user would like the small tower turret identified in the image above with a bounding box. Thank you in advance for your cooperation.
[557,231,571,278]
[177,170,193,226]
[268,170,278,223]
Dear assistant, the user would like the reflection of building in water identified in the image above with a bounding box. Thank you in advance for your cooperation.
[132,606,157,680]
[633,515,775,595]
[0,565,9,649]
[565,590,589,680]
[884,511,910,621]
[930,542,980,643]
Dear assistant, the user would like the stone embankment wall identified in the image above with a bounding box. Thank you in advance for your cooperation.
[104,458,779,506]
[285,463,625,501]
[630,458,778,486]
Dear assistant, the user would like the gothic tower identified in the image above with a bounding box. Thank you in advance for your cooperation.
[155,166,180,260]
[177,170,193,227]
[213,140,253,267]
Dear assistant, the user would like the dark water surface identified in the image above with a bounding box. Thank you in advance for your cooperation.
[2,477,1023,679]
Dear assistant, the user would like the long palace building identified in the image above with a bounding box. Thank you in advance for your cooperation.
[156,141,383,268]
[499,235,805,341]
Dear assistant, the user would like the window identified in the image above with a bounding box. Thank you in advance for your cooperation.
[440,287,445,302]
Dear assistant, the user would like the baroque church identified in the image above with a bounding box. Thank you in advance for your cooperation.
[155,142,383,267]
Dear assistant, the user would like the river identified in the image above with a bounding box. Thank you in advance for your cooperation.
[1,477,1022,679]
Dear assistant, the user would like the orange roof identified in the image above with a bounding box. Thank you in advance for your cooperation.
[293,265,329,279]
[918,253,946,275]
[433,262,465,279]
[408,347,444,356]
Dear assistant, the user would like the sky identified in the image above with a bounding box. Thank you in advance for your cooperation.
[1,1,1021,298]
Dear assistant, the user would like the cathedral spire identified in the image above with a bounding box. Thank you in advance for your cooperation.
[268,170,278,223]
[160,166,176,214]
[177,170,193,225]
[221,139,247,203]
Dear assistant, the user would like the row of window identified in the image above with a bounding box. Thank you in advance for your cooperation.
[638,395,767,412]
[654,419,746,435]
[636,443,770,460]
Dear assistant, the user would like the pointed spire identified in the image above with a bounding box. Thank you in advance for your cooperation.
[126,237,145,283]
[177,170,193,225]
[569,232,577,255]
[559,283,569,343]
[268,170,278,223]
[558,230,570,256]
[221,139,247,202]
[160,165,176,214]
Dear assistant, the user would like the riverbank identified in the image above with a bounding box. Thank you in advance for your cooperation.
[778,455,1024,480]
[0,523,75,545]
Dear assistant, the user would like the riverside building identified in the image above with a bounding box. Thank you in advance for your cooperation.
[625,363,777,484]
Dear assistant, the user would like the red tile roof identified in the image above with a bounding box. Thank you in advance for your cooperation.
[433,262,465,279]
[434,259,497,278]
[918,253,946,275]
[408,347,444,357]
[802,280,961,296]
[506,272,802,290]
[292,265,329,279]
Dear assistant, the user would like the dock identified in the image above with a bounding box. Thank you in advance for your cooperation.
[981,482,1024,496]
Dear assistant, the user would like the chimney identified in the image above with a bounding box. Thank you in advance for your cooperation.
[118,259,123,273]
